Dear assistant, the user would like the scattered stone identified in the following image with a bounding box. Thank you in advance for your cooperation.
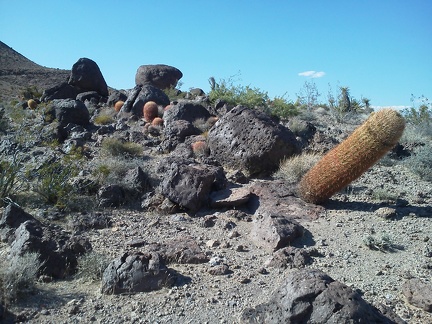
[228,230,240,239]
[209,187,251,208]
[206,239,220,248]
[402,278,432,312]
[101,252,175,294]
[376,207,397,219]
[265,246,313,269]
[208,264,230,276]
[250,212,304,252]
[97,185,125,207]
[147,236,208,264]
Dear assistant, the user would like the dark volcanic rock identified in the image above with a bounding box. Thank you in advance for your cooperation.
[52,99,90,126]
[41,82,79,102]
[101,251,175,294]
[8,219,91,279]
[163,100,212,124]
[158,157,226,212]
[135,64,183,90]
[68,58,108,97]
[207,106,301,177]
[0,203,38,242]
[98,185,125,208]
[131,84,170,117]
[240,268,404,323]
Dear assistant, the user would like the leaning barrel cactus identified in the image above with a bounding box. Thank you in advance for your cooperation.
[299,109,405,204]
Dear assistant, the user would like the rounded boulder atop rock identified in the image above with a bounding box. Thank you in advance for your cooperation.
[135,64,183,90]
[68,58,109,97]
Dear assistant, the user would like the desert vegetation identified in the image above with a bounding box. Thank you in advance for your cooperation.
[0,51,431,323]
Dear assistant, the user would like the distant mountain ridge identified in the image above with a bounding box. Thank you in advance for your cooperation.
[0,41,70,101]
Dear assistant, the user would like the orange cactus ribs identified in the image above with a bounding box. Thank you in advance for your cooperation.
[298,109,405,204]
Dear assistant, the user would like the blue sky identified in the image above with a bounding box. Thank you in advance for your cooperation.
[1,0,431,108]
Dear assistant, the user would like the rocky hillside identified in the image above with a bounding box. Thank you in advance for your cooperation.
[0,44,431,323]
[0,41,70,101]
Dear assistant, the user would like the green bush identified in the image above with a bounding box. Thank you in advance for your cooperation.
[76,251,111,282]
[94,114,114,125]
[208,76,299,119]
[101,138,143,157]
[0,252,43,304]
[32,159,78,208]
[0,153,23,206]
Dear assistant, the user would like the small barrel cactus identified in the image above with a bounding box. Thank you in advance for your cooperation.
[27,99,37,109]
[151,117,164,127]
[143,101,159,122]
[298,109,405,204]
[191,140,208,156]
[114,100,124,112]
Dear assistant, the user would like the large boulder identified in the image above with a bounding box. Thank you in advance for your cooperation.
[0,203,36,242]
[241,268,404,323]
[163,100,212,124]
[68,58,108,97]
[51,99,90,126]
[158,157,226,212]
[207,106,301,177]
[101,252,175,294]
[135,64,183,90]
[41,82,79,102]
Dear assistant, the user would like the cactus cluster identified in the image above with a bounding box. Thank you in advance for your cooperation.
[143,101,159,122]
[298,109,405,204]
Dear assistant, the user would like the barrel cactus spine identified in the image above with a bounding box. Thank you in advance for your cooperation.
[298,109,405,204]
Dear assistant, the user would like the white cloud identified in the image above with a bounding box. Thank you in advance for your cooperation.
[298,70,326,78]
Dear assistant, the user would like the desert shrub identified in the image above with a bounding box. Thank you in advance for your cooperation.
[275,152,321,183]
[32,159,78,208]
[268,96,299,119]
[76,251,111,282]
[0,252,43,304]
[92,156,144,187]
[404,144,432,181]
[371,188,398,201]
[101,138,143,157]
[208,76,299,119]
[363,233,400,252]
[0,153,23,206]
[94,114,114,125]
[20,86,42,100]
[402,96,432,139]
